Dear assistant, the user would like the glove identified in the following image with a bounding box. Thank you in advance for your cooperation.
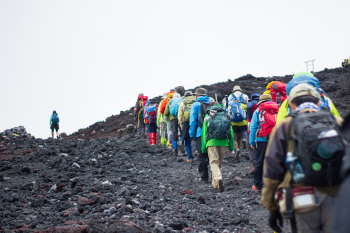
[268,210,283,233]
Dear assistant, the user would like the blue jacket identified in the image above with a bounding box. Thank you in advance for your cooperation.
[189,96,210,138]
[249,109,268,146]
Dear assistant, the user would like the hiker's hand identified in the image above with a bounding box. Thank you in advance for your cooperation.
[134,118,136,120]
[250,145,256,150]
[268,210,283,233]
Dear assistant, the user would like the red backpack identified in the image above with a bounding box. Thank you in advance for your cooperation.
[258,101,279,138]
[270,82,287,106]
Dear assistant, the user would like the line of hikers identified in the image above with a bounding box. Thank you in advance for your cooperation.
[134,70,349,233]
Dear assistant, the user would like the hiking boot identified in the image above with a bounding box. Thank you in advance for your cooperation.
[249,165,255,174]
[187,159,193,163]
[180,146,186,154]
[217,179,225,192]
[235,149,241,162]
[252,185,262,192]
[201,179,209,184]
[173,148,178,156]
[242,139,247,149]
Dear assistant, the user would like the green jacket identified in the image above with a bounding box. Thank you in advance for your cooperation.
[50,114,60,125]
[164,99,177,121]
[201,108,234,153]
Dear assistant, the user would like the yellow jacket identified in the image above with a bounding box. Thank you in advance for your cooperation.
[263,81,277,95]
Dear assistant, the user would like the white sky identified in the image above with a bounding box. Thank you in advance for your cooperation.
[1,0,350,138]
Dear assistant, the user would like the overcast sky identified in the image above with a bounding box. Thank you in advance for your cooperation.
[1,0,350,138]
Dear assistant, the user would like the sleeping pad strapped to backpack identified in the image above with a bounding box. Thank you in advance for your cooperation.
[258,101,279,138]
[288,110,346,186]
[205,106,231,141]
[145,104,158,123]
[270,81,287,106]
[227,99,246,122]
[169,97,182,117]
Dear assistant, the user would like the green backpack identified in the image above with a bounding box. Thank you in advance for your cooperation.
[183,102,194,122]
[206,105,232,141]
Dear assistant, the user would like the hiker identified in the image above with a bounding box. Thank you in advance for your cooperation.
[160,89,175,147]
[263,77,277,95]
[157,93,168,146]
[249,94,278,192]
[50,110,60,139]
[189,88,214,183]
[144,98,158,145]
[178,91,196,162]
[164,93,182,155]
[246,93,261,174]
[134,93,148,137]
[201,102,234,191]
[276,71,340,123]
[226,85,248,162]
[261,83,345,233]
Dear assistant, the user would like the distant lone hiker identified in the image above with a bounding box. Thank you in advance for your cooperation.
[50,110,60,139]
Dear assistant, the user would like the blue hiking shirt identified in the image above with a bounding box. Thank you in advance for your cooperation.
[189,95,211,138]
[249,109,268,146]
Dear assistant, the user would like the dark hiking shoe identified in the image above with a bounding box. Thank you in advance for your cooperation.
[201,178,209,184]
[180,146,185,154]
[173,148,178,156]
[249,165,255,174]
[242,139,247,149]
[217,179,225,192]
[235,149,241,162]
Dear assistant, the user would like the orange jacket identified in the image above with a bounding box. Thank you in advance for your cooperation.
[160,91,175,114]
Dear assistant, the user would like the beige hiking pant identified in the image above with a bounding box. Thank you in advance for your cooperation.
[294,195,335,233]
[207,146,226,188]
[234,132,242,149]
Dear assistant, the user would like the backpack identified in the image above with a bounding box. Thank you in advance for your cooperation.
[184,102,194,122]
[258,102,279,138]
[205,106,232,141]
[230,93,246,104]
[227,99,246,122]
[288,110,346,186]
[247,93,260,121]
[52,114,59,123]
[169,97,182,117]
[270,81,287,106]
[145,104,158,123]
[286,76,330,109]
[198,101,215,128]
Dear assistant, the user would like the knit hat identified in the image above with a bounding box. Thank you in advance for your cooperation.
[265,77,277,85]
[257,94,273,105]
[293,71,314,79]
[288,83,320,103]
[184,91,193,97]
[232,85,242,92]
[194,88,207,96]
[53,110,57,114]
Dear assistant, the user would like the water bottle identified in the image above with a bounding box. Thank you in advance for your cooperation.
[286,152,305,183]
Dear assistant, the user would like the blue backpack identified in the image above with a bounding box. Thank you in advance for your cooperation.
[145,104,157,123]
[286,75,330,109]
[169,97,182,117]
[227,99,246,122]
[52,114,59,123]
[230,93,246,104]
[247,93,260,120]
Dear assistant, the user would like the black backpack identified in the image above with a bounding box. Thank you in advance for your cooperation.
[206,106,231,141]
[198,101,215,128]
[288,110,346,186]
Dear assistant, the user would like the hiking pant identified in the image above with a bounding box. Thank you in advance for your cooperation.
[254,141,268,189]
[232,125,246,149]
[160,121,166,137]
[197,136,209,181]
[166,121,172,144]
[247,133,256,165]
[148,123,157,145]
[295,195,335,233]
[138,116,145,134]
[184,137,193,160]
[170,119,179,142]
[207,146,226,188]
[242,129,247,140]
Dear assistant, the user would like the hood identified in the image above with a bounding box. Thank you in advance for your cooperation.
[250,93,260,100]
[138,96,148,101]
[183,95,196,104]
[265,81,277,90]
[172,93,181,99]
[196,95,210,103]
[167,91,175,99]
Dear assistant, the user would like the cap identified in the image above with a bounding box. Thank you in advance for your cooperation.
[265,77,277,85]
[293,71,314,79]
[257,94,273,105]
[233,85,242,92]
[194,88,207,96]
[184,91,193,97]
[288,83,320,103]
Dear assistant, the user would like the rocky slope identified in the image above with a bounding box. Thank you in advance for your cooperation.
[1,67,350,233]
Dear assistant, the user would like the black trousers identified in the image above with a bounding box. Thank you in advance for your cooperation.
[254,141,268,189]
[171,119,179,141]
[197,136,209,181]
